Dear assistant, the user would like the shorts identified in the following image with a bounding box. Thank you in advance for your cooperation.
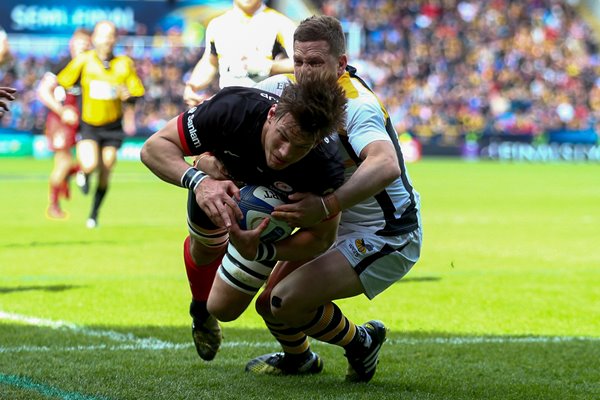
[79,121,124,149]
[45,111,78,152]
[335,217,423,300]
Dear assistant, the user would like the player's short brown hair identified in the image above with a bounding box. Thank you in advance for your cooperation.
[294,15,346,57]
[275,68,346,143]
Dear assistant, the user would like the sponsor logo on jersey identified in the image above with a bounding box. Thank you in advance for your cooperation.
[260,92,279,102]
[187,113,201,149]
[273,181,293,193]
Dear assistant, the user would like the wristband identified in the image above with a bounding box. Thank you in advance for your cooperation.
[255,242,277,262]
[322,193,341,219]
[194,152,214,168]
[320,196,330,219]
[181,166,208,191]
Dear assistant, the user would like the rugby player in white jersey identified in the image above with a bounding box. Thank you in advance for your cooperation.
[183,0,296,106]
[239,15,423,383]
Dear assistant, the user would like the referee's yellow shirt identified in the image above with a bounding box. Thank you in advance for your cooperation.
[57,50,145,126]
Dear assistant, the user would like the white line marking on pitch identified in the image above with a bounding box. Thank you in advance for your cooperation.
[1,310,599,355]
[0,310,174,347]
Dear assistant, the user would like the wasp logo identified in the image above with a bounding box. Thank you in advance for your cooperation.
[354,239,373,254]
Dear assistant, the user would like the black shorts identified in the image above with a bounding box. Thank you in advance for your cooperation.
[78,121,124,149]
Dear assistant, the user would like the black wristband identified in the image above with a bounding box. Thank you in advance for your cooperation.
[181,167,208,191]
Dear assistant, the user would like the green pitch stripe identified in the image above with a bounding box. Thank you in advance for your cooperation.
[0,373,110,400]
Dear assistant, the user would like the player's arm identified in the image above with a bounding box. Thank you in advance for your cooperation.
[56,54,84,90]
[140,116,193,185]
[37,73,78,126]
[183,47,218,107]
[140,116,242,227]
[228,213,340,262]
[273,139,400,227]
[331,139,400,207]
[119,58,145,102]
[270,57,293,75]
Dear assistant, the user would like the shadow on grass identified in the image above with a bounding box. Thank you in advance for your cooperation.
[0,324,598,400]
[0,284,82,294]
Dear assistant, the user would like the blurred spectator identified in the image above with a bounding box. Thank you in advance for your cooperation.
[3,0,600,146]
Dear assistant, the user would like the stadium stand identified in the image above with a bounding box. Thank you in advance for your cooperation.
[1,0,600,149]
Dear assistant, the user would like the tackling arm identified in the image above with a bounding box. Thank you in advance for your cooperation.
[333,140,400,211]
[272,140,400,227]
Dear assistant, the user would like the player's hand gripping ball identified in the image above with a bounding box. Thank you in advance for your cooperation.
[237,185,293,243]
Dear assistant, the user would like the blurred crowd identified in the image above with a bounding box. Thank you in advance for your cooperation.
[2,0,600,145]
[319,0,600,144]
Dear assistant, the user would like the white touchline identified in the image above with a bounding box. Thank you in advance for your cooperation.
[0,310,175,347]
[1,310,598,355]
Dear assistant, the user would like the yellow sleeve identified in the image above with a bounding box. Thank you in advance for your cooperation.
[56,53,85,89]
[125,57,145,97]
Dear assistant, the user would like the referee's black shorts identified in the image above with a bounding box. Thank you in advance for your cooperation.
[78,121,125,148]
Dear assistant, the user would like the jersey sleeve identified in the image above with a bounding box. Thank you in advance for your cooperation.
[50,57,70,77]
[346,97,391,156]
[205,19,217,56]
[124,57,145,97]
[253,74,293,96]
[176,90,244,156]
[56,53,86,89]
[176,105,210,156]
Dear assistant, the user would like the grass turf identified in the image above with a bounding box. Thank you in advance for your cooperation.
[0,157,598,399]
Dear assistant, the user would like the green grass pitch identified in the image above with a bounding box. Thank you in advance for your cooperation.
[1,157,599,400]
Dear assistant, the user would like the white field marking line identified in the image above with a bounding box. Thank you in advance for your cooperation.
[2,336,599,354]
[0,311,175,348]
[2,310,599,355]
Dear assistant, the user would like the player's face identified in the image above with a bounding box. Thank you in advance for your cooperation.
[293,40,345,79]
[70,35,91,58]
[92,22,117,55]
[234,0,263,15]
[263,110,315,170]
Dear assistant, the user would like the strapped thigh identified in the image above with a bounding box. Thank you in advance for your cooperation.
[218,243,276,295]
[187,189,228,248]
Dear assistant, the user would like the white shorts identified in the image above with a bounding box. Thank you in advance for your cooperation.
[335,221,423,299]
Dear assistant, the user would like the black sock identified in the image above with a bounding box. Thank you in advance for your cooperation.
[189,299,210,321]
[90,187,107,219]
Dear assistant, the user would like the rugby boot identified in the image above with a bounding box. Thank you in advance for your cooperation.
[192,314,222,361]
[345,320,387,383]
[46,204,67,220]
[245,351,323,375]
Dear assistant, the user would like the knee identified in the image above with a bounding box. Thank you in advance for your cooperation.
[206,298,242,322]
[255,289,271,317]
[189,237,226,265]
[268,291,305,327]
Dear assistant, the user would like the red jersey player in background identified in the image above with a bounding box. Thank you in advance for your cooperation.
[37,28,91,219]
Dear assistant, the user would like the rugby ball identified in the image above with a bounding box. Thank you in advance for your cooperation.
[237,185,293,243]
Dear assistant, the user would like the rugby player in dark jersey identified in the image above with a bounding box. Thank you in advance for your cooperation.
[141,69,346,362]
